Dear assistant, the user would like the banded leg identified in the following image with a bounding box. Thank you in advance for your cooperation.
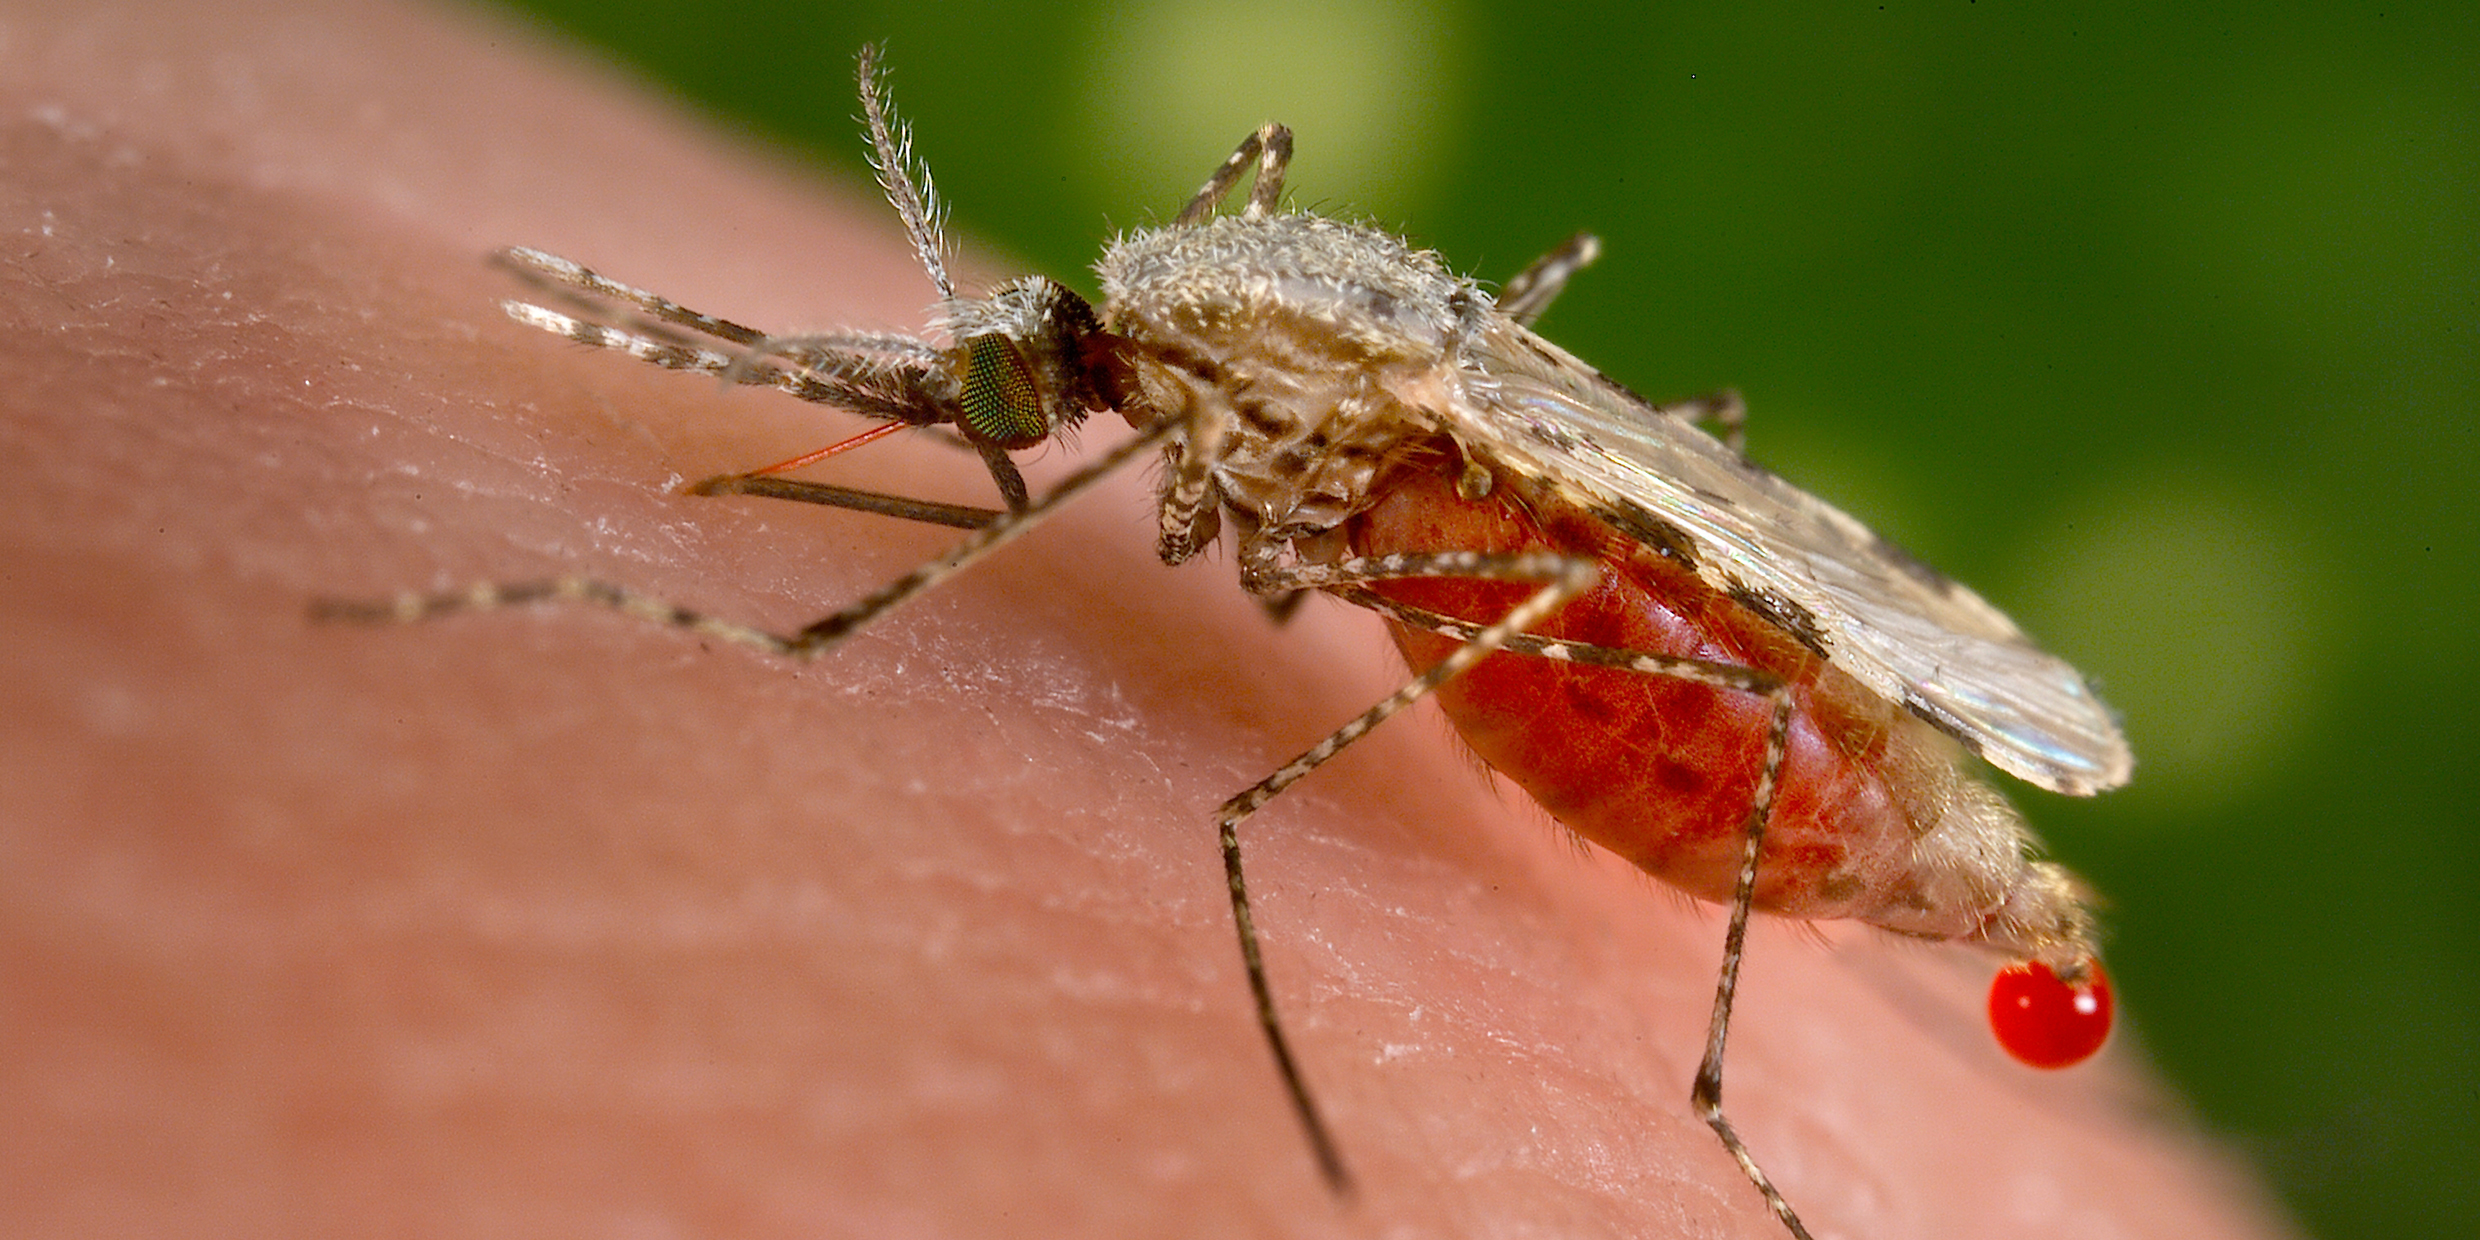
[1175,122,1295,226]
[1487,240,1746,454]
[1496,232,1602,326]
[1210,544,1601,1192]
[1329,585,1808,1235]
[1327,585,1783,697]
[314,422,1173,658]
[1153,396,1235,565]
[1689,685,1808,1240]
[1649,389,1748,456]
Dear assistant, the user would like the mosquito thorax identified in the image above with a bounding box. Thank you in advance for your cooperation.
[1098,214,1472,350]
[1094,214,1483,546]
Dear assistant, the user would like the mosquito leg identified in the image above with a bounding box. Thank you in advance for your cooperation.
[1175,122,1295,226]
[1692,683,1809,1239]
[1496,233,1602,326]
[771,422,1168,653]
[1234,548,1612,751]
[1331,580,1811,1233]
[1646,389,1748,455]
[685,474,1001,530]
[1209,545,1602,1194]
[1153,397,1233,564]
[315,423,1172,657]
[971,441,1033,513]
[1327,585,1783,696]
[310,577,819,657]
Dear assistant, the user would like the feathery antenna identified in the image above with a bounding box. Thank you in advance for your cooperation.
[855,44,954,301]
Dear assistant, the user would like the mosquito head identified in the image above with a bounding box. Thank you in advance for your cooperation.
[937,276,1132,451]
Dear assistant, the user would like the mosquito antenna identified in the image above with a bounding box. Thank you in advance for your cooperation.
[855,44,953,301]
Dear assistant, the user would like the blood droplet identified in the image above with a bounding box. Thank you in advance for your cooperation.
[1988,959,2113,1068]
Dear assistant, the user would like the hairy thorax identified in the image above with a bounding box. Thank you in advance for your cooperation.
[1096,214,1477,538]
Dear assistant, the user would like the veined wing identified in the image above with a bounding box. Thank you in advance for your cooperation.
[1429,321,2132,797]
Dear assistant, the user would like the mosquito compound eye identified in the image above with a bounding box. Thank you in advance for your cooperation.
[958,333,1048,449]
[1988,958,2113,1069]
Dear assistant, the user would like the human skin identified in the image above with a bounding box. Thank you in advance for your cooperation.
[0,3,2292,1238]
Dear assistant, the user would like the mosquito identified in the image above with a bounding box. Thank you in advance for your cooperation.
[319,46,2133,1239]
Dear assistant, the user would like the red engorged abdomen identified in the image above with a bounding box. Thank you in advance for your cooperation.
[1348,466,1937,923]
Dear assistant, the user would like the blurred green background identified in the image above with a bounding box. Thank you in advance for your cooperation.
[483,2,2477,1236]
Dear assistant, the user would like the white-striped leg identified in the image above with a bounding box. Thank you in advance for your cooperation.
[311,576,815,658]
[1327,584,1785,696]
[1175,122,1295,226]
[1154,397,1232,565]
[1332,584,1808,1237]
[314,423,1173,657]
[709,422,1157,653]
[1691,684,1807,1239]
[1652,389,1748,456]
[1208,545,1601,1194]
[1496,233,1602,326]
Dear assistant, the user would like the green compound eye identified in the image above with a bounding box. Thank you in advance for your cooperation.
[959,334,1047,449]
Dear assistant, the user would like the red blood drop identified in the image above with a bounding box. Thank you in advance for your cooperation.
[1988,959,2113,1068]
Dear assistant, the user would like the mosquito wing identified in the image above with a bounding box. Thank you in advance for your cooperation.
[1429,320,2132,797]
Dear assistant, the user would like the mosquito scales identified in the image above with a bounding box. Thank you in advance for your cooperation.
[320,46,2133,1240]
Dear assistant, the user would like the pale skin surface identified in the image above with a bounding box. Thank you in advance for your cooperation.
[0,3,2294,1238]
